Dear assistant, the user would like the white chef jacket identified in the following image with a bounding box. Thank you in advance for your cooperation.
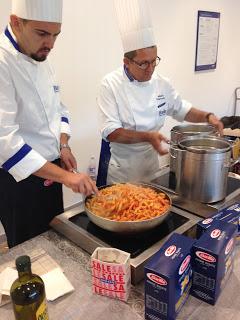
[0,25,71,182]
[98,67,192,183]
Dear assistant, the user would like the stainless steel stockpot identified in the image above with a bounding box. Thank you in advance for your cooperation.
[170,124,217,173]
[176,136,232,203]
[84,183,172,234]
[170,124,217,144]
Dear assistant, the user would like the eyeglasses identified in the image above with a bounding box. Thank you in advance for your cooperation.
[129,56,161,70]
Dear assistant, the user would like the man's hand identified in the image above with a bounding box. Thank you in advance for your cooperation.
[207,114,224,136]
[60,148,77,171]
[34,162,98,196]
[184,107,224,136]
[147,132,170,155]
[64,171,98,196]
[60,149,98,196]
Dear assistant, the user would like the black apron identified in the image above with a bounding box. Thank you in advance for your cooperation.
[0,159,63,248]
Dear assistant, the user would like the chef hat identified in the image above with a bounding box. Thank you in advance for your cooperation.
[12,0,63,23]
[114,0,155,53]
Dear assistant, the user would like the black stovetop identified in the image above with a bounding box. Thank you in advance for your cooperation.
[151,171,239,196]
[69,211,189,258]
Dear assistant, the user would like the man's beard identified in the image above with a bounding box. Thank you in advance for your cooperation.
[30,54,47,62]
[30,47,50,62]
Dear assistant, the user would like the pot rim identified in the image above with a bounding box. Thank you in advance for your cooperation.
[178,136,232,154]
[171,123,216,134]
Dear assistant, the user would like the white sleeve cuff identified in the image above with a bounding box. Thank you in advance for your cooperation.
[101,124,122,141]
[61,122,71,136]
[8,149,47,182]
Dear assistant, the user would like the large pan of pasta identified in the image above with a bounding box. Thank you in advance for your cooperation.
[85,183,172,234]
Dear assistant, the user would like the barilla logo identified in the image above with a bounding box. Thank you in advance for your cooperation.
[202,218,213,225]
[147,273,167,286]
[211,229,221,238]
[179,255,191,275]
[225,238,234,255]
[196,251,216,263]
[165,245,177,257]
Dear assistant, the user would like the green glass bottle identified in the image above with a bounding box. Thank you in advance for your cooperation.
[10,255,49,320]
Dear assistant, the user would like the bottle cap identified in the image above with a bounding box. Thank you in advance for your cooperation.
[16,255,31,272]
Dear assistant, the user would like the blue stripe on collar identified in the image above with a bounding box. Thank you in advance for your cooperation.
[124,65,134,82]
[4,26,21,52]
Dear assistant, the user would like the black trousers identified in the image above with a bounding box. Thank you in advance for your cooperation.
[0,159,63,248]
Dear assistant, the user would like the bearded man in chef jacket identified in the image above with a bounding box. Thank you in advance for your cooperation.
[98,0,223,184]
[0,0,98,248]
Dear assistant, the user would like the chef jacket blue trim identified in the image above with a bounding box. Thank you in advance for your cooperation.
[2,144,32,171]
[96,139,111,187]
[124,65,134,82]
[61,117,69,124]
[4,27,21,52]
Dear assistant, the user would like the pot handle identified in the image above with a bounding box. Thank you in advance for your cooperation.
[230,157,240,167]
[224,157,240,168]
[169,144,185,159]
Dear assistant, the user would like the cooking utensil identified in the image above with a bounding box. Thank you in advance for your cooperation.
[84,183,172,234]
[170,124,217,173]
[178,136,231,153]
[170,123,217,144]
[175,136,233,203]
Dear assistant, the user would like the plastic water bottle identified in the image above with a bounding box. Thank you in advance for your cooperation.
[88,156,96,181]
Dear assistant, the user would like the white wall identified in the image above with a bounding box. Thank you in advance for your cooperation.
[150,0,240,133]
[1,1,240,208]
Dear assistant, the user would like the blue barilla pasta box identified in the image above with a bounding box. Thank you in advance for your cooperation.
[196,202,240,242]
[191,220,237,305]
[144,233,195,320]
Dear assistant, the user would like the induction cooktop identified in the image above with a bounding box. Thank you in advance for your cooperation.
[51,204,201,284]
[69,211,188,258]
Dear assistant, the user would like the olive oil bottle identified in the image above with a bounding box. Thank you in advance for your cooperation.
[10,255,49,320]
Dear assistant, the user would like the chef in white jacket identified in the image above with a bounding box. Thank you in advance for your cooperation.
[0,0,97,248]
[98,0,223,184]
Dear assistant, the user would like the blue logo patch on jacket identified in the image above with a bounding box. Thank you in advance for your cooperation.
[157,101,167,116]
[157,102,166,108]
[159,109,167,116]
[53,85,60,93]
[156,94,165,101]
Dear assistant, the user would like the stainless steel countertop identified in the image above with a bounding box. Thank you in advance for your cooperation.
[1,229,240,320]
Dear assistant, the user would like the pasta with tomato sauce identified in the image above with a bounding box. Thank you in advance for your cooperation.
[86,183,170,222]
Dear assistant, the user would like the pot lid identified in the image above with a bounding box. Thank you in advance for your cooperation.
[178,136,232,154]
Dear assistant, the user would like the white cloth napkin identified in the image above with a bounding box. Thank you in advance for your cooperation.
[41,267,74,301]
[0,267,18,304]
[0,266,74,305]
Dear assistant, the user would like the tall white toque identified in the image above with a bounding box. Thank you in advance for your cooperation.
[114,0,155,53]
[12,0,63,23]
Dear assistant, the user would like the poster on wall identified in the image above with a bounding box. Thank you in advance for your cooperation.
[195,11,220,71]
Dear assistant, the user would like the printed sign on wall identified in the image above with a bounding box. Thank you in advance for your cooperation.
[195,11,220,71]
